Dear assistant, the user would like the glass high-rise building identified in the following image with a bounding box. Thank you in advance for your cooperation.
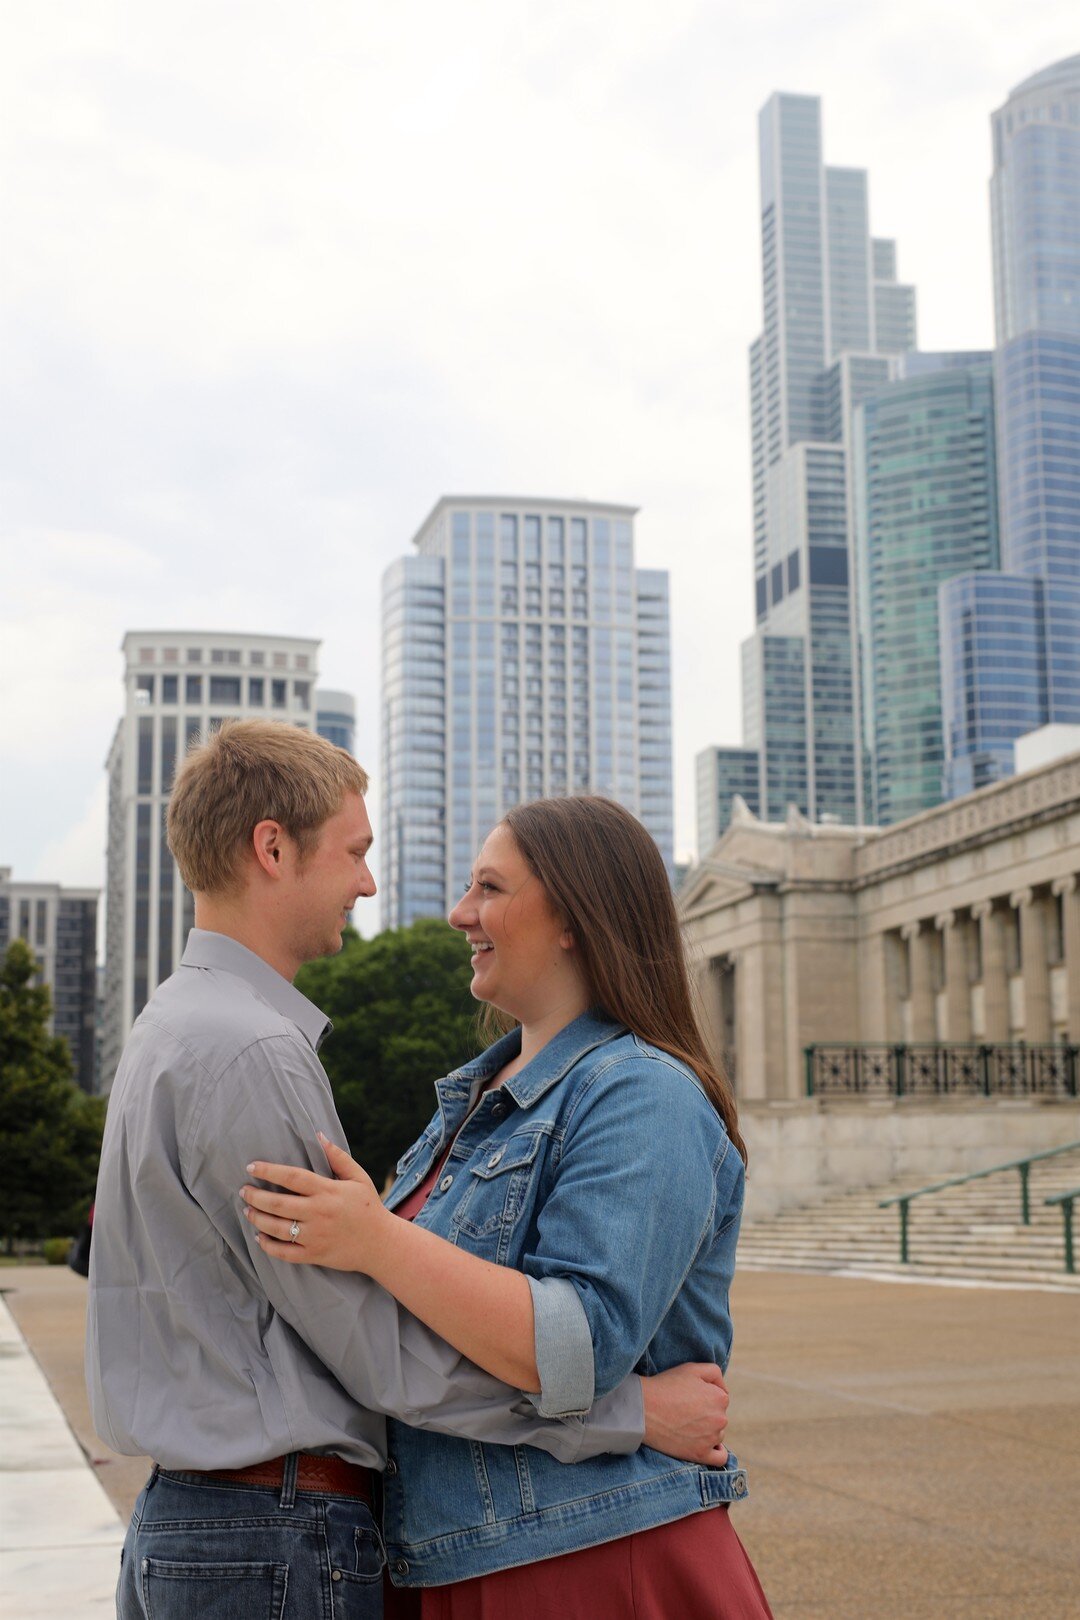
[939,573,1046,796]
[0,868,98,1091]
[695,747,761,854]
[704,92,917,847]
[101,630,320,1088]
[381,497,674,930]
[315,689,357,754]
[941,57,1080,796]
[854,353,999,824]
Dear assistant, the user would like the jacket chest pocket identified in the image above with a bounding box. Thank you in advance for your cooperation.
[389,1127,441,1200]
[450,1132,547,1263]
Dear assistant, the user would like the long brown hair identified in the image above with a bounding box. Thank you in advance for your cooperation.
[493,796,747,1164]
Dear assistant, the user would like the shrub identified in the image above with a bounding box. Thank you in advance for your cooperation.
[42,1237,71,1265]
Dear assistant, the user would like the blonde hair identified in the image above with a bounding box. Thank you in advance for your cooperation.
[167,719,369,894]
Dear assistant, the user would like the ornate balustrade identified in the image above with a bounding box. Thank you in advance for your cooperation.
[805,1043,1079,1100]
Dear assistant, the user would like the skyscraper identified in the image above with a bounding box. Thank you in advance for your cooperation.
[316,689,357,754]
[854,353,999,824]
[0,868,98,1091]
[381,497,674,930]
[695,747,760,857]
[704,93,917,848]
[101,630,320,1088]
[941,57,1080,795]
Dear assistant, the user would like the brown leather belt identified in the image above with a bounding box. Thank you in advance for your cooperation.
[186,1453,373,1501]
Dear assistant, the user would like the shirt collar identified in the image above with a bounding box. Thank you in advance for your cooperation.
[180,928,332,1052]
[450,1009,625,1110]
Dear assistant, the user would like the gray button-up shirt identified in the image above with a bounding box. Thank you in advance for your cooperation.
[85,930,643,1470]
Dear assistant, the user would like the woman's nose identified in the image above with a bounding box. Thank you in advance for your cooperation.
[448,896,474,929]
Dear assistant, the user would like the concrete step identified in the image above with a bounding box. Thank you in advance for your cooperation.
[739,1233,1069,1254]
[741,1247,1070,1271]
[741,1239,1067,1258]
[738,1155,1080,1288]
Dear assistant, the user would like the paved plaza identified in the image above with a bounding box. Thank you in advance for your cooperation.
[1,1263,1077,1618]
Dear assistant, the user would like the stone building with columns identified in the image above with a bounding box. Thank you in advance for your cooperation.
[679,749,1080,1218]
[679,748,1080,1102]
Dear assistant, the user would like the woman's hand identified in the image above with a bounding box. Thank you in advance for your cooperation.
[240,1135,392,1273]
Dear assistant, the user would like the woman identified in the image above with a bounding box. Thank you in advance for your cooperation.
[242,797,772,1617]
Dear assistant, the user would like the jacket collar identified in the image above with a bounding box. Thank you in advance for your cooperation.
[450,1009,626,1111]
[180,928,332,1052]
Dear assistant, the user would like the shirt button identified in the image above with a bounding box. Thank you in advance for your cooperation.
[733,1474,748,1498]
[491,1102,506,1119]
[331,1569,343,1581]
[487,1149,505,1168]
[393,1558,410,1576]
[439,1175,454,1192]
[385,1457,398,1475]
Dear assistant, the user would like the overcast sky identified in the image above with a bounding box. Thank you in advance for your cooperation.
[3,2,1078,923]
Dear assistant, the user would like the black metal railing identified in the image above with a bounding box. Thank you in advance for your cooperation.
[805,1043,1079,1101]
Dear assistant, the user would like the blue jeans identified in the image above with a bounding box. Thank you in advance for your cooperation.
[117,1462,384,1618]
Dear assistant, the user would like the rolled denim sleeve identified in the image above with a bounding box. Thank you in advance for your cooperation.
[522,1055,735,1399]
[525,1274,595,1417]
[187,1033,642,1462]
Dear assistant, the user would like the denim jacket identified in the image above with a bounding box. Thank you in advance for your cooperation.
[381,1010,748,1586]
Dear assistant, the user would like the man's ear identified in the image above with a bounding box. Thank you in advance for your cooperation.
[252,820,287,879]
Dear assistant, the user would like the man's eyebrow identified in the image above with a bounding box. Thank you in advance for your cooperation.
[352,835,374,854]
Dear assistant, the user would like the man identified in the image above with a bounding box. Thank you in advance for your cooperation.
[88,720,729,1618]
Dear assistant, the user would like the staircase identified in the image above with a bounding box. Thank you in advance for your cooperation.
[738,1146,1080,1290]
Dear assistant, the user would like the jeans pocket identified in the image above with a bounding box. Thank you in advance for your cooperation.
[349,1524,386,1582]
[326,1526,386,1617]
[140,1558,288,1620]
[332,1567,386,1617]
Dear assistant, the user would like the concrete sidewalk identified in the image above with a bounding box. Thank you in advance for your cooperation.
[0,1287,124,1619]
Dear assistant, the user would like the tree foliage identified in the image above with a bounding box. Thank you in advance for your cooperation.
[0,939,107,1245]
[296,918,484,1187]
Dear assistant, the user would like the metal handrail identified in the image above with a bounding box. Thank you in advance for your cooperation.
[878,1138,1080,1266]
[1044,1186,1080,1276]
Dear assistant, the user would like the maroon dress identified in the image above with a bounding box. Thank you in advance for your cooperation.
[382,1155,773,1620]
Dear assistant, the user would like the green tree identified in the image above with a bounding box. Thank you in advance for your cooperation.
[296,918,483,1187]
[0,939,107,1249]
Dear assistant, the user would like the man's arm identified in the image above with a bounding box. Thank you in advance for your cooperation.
[186,1032,642,1462]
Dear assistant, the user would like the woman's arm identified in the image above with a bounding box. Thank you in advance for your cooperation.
[242,1137,541,1390]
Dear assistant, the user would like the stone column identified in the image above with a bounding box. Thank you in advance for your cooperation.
[1011,887,1051,1044]
[936,910,972,1042]
[1052,874,1080,1042]
[693,958,725,1066]
[972,900,1009,1042]
[901,920,935,1041]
